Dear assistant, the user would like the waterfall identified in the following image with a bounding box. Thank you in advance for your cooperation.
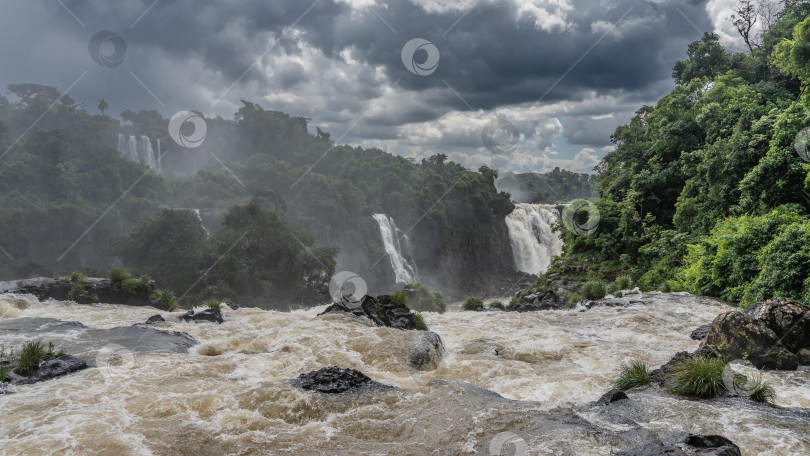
[373,214,418,284]
[505,204,564,275]
[116,134,161,173]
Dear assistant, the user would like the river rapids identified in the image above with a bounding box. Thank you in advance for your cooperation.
[0,292,808,455]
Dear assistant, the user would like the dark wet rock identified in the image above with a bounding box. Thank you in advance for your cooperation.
[577,299,644,310]
[291,366,392,394]
[224,301,240,310]
[318,295,422,330]
[7,354,88,385]
[595,389,629,406]
[799,347,810,366]
[178,308,224,324]
[617,434,741,456]
[0,317,197,357]
[744,298,810,353]
[409,331,445,370]
[506,289,565,312]
[690,323,711,341]
[699,311,798,370]
[145,314,165,325]
[650,351,693,386]
[0,276,156,306]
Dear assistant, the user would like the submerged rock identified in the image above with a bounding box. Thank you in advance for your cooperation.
[178,308,224,324]
[616,434,741,456]
[0,317,197,356]
[318,295,422,330]
[291,366,392,394]
[6,354,88,385]
[699,311,798,370]
[507,289,565,312]
[145,314,165,325]
[595,389,629,406]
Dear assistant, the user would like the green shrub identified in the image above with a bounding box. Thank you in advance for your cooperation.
[391,290,409,308]
[613,360,651,391]
[561,291,583,308]
[411,313,428,331]
[107,267,130,284]
[462,297,484,311]
[121,277,140,295]
[70,271,86,283]
[657,281,671,293]
[0,365,8,382]
[14,341,64,375]
[150,290,179,312]
[489,301,505,310]
[616,276,632,290]
[204,299,222,310]
[403,283,446,313]
[667,357,726,398]
[739,373,777,403]
[607,283,620,295]
[581,281,607,300]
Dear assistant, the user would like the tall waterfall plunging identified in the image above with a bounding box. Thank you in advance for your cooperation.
[505,204,564,275]
[116,134,161,173]
[373,213,418,284]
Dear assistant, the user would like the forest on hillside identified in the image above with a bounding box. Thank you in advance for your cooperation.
[538,2,810,307]
[0,92,516,308]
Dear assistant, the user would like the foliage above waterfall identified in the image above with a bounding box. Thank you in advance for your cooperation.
[497,168,596,203]
[547,7,810,306]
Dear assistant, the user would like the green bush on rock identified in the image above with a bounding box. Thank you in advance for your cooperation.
[667,357,726,398]
[613,360,651,391]
[462,297,484,311]
[404,283,446,313]
[581,281,607,300]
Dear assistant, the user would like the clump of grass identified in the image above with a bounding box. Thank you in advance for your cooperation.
[150,289,179,311]
[615,276,632,290]
[561,291,583,308]
[657,281,671,293]
[391,290,409,308]
[0,365,9,382]
[462,297,484,311]
[740,373,776,403]
[489,301,506,310]
[69,271,86,283]
[607,282,620,296]
[14,341,64,375]
[107,267,130,284]
[581,281,607,300]
[613,360,651,391]
[667,357,726,398]
[411,313,428,331]
[204,299,222,310]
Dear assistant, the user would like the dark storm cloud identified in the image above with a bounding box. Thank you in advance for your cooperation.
[0,0,721,171]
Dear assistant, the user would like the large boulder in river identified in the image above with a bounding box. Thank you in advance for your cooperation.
[318,295,423,330]
[699,311,798,370]
[0,277,156,306]
[290,366,392,394]
[744,297,810,353]
[507,289,565,312]
[178,308,224,324]
[617,434,741,456]
[5,354,88,385]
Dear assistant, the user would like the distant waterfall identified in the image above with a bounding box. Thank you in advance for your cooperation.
[117,134,161,173]
[373,214,418,284]
[505,204,564,275]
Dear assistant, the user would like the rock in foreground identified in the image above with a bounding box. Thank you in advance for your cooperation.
[291,366,392,394]
[616,434,741,456]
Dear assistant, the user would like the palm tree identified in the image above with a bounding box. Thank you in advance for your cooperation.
[98,98,108,115]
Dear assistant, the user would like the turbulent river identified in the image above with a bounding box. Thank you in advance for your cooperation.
[1,292,809,455]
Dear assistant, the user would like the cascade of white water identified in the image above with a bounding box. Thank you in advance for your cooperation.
[373,213,418,284]
[505,204,564,275]
[126,135,138,162]
[156,139,162,174]
[139,136,156,169]
[117,134,126,156]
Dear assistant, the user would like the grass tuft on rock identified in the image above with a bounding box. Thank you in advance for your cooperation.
[667,357,726,398]
[613,360,651,391]
[489,301,505,310]
[204,299,222,310]
[411,313,428,331]
[0,365,9,382]
[14,341,64,375]
[581,281,607,300]
[391,290,409,308]
[742,373,777,403]
[462,297,484,311]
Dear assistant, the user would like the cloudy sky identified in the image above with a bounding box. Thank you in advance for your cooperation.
[0,0,759,173]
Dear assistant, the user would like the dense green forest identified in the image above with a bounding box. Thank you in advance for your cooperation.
[0,84,515,307]
[534,4,810,307]
[497,168,596,203]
